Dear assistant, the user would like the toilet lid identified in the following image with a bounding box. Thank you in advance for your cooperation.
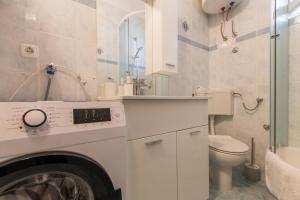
[209,135,249,153]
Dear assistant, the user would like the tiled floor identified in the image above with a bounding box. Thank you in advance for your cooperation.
[209,170,277,200]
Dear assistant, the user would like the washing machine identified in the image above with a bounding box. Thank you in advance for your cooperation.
[0,101,126,200]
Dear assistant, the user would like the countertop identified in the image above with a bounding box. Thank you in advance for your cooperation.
[97,95,210,101]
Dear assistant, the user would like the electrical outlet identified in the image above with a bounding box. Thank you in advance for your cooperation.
[20,43,39,58]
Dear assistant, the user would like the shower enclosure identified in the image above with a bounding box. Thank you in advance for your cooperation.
[267,0,300,199]
[270,0,300,154]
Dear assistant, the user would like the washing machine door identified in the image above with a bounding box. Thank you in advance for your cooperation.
[0,162,121,200]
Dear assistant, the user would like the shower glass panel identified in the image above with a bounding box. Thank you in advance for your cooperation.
[272,0,300,151]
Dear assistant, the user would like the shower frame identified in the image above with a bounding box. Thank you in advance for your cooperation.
[270,0,290,153]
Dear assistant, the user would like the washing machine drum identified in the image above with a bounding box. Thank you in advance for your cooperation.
[0,163,120,200]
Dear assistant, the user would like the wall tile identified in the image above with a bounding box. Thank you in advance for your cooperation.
[0,0,97,102]
[37,0,76,38]
[208,0,271,172]
[0,23,38,73]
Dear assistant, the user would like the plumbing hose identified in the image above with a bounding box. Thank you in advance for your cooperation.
[9,65,90,101]
[233,92,263,112]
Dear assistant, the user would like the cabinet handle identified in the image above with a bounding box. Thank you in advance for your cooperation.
[166,63,175,68]
[145,139,163,146]
[189,131,201,136]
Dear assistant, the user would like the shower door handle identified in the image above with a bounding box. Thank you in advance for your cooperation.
[271,34,280,39]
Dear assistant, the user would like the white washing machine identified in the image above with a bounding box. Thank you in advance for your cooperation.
[0,101,126,200]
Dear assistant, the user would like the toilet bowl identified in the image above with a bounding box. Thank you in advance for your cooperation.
[207,90,249,191]
[209,135,249,192]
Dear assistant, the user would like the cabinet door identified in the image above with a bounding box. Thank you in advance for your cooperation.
[161,0,178,74]
[149,0,178,75]
[127,132,177,200]
[177,126,209,200]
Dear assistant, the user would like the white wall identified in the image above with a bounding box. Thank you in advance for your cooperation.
[168,0,210,96]
[168,0,271,173]
[289,16,300,147]
[208,0,271,173]
[0,0,97,102]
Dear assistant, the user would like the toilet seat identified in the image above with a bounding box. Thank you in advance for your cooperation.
[209,135,249,155]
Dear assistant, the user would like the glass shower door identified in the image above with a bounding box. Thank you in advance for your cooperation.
[271,0,290,152]
[271,0,300,152]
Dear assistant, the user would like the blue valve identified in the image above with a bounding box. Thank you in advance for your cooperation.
[46,63,57,76]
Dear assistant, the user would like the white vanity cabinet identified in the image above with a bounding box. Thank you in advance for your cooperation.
[127,132,177,200]
[124,98,209,200]
[177,126,209,200]
[127,126,209,200]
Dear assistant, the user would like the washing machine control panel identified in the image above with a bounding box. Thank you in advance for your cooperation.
[0,101,126,139]
[73,108,111,124]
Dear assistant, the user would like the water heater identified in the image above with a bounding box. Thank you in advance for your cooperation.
[202,0,244,14]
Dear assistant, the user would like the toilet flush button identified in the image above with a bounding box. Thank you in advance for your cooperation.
[22,109,48,128]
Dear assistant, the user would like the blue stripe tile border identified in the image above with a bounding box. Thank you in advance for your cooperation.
[236,27,270,43]
[236,31,257,42]
[178,35,210,51]
[178,27,270,52]
[72,0,96,9]
[97,28,272,57]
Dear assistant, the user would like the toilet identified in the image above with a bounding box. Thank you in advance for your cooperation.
[208,90,249,192]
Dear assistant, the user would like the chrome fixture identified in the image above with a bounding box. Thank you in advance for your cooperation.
[220,7,229,41]
[133,78,152,95]
[220,4,239,41]
[233,92,264,112]
[232,19,238,38]
[182,21,189,32]
[263,124,270,131]
[133,46,143,61]
[97,48,103,55]
[232,46,239,53]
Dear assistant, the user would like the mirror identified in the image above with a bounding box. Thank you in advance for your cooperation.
[97,0,156,96]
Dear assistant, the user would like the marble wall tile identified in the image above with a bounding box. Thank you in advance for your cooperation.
[289,22,300,147]
[38,33,77,71]
[75,2,97,43]
[0,0,97,102]
[208,0,271,173]
[169,41,194,96]
[0,0,27,28]
[168,0,210,96]
[289,24,300,54]
[178,0,209,46]
[0,70,39,102]
[0,23,39,73]
[36,0,76,38]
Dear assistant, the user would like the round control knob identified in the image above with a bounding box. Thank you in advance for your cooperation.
[22,109,47,128]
